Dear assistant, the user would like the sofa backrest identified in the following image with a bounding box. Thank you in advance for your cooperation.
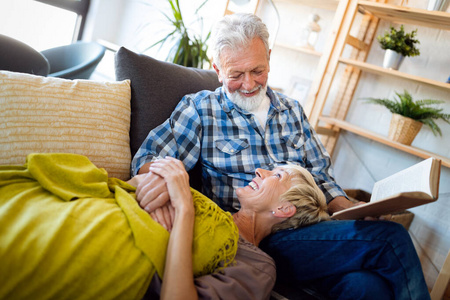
[115,48,221,189]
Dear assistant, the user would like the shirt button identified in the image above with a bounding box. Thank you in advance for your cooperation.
[230,149,235,153]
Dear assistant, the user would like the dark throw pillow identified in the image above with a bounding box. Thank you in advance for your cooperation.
[114,47,221,189]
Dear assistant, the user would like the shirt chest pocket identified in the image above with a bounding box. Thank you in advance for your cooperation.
[282,134,305,150]
[215,138,249,155]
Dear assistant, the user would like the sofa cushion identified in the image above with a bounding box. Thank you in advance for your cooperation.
[114,48,221,189]
[0,70,132,180]
[114,47,221,158]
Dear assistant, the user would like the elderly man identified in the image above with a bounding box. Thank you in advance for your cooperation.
[131,13,430,300]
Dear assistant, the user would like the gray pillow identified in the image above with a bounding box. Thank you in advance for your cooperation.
[114,47,221,188]
[115,47,221,157]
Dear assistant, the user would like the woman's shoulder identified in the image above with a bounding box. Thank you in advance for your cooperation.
[192,237,276,299]
[231,236,277,283]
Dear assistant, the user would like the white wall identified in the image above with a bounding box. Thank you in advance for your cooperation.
[84,0,226,61]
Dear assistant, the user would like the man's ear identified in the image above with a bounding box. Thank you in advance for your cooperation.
[273,202,296,218]
[212,63,223,83]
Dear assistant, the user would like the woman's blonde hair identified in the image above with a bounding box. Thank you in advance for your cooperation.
[271,164,330,232]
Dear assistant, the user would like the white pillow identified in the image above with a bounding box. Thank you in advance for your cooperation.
[0,71,132,180]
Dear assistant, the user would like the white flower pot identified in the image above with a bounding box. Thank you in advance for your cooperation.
[427,0,450,11]
[382,49,405,70]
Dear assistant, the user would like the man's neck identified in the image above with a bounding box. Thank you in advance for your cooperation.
[249,94,270,128]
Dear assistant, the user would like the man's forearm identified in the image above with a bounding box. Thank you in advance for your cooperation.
[137,162,152,174]
[327,196,355,215]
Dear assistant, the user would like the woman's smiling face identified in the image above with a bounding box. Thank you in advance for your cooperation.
[236,167,293,211]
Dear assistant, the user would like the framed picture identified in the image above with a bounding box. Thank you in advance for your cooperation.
[287,76,312,107]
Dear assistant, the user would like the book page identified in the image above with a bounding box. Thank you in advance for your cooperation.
[370,158,434,202]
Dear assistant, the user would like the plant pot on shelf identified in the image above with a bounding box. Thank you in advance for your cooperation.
[382,49,405,70]
[427,0,450,11]
[388,113,423,145]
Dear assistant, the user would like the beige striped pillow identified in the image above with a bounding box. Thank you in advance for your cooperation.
[0,71,132,180]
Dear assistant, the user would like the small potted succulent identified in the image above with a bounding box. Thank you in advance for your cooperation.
[377,25,420,70]
[363,90,449,145]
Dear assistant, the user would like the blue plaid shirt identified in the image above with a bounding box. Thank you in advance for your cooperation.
[132,87,346,212]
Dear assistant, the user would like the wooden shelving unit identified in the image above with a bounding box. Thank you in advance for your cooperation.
[266,0,352,116]
[309,0,450,167]
[358,1,450,30]
[319,116,450,168]
[339,58,450,90]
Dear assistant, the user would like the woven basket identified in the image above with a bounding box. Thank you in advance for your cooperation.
[388,113,423,145]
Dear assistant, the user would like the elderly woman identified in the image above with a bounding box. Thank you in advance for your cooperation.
[0,153,328,300]
[134,157,329,299]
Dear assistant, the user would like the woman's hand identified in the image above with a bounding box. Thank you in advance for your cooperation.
[151,157,198,300]
[135,171,170,212]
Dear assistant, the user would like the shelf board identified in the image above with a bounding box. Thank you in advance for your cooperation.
[358,0,450,30]
[339,58,450,90]
[319,116,450,168]
[275,42,322,57]
[274,0,339,10]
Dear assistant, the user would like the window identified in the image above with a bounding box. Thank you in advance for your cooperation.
[0,0,89,51]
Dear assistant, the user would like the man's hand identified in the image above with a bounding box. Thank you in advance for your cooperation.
[150,203,175,232]
[128,172,175,231]
[136,171,171,212]
[327,196,355,215]
[328,196,392,221]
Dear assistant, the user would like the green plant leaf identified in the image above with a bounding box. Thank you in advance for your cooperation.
[362,90,449,136]
[145,0,211,68]
[377,25,420,57]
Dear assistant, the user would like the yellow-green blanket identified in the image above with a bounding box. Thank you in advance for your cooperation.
[0,153,238,300]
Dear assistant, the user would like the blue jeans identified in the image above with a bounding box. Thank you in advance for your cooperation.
[260,220,430,300]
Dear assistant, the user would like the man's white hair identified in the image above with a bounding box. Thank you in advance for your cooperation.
[211,13,270,70]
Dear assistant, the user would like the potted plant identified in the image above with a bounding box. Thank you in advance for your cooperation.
[146,0,211,68]
[377,25,420,70]
[363,90,450,145]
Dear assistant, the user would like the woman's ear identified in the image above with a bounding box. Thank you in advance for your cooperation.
[273,202,296,218]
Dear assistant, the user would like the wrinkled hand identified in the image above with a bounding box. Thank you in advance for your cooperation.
[364,214,392,221]
[133,170,174,231]
[135,171,170,212]
[352,201,393,221]
[329,197,392,221]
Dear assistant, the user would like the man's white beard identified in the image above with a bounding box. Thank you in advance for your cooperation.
[225,84,267,112]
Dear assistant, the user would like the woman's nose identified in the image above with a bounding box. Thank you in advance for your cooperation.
[255,168,269,178]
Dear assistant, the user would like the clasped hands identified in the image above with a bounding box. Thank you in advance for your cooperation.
[133,158,187,231]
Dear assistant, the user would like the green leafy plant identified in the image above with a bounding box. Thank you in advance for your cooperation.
[363,90,450,136]
[147,0,211,68]
[377,25,420,57]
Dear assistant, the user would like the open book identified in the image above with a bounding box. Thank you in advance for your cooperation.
[332,157,441,220]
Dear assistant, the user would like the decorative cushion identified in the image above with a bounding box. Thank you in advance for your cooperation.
[114,48,221,189]
[0,70,132,180]
[114,47,221,158]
